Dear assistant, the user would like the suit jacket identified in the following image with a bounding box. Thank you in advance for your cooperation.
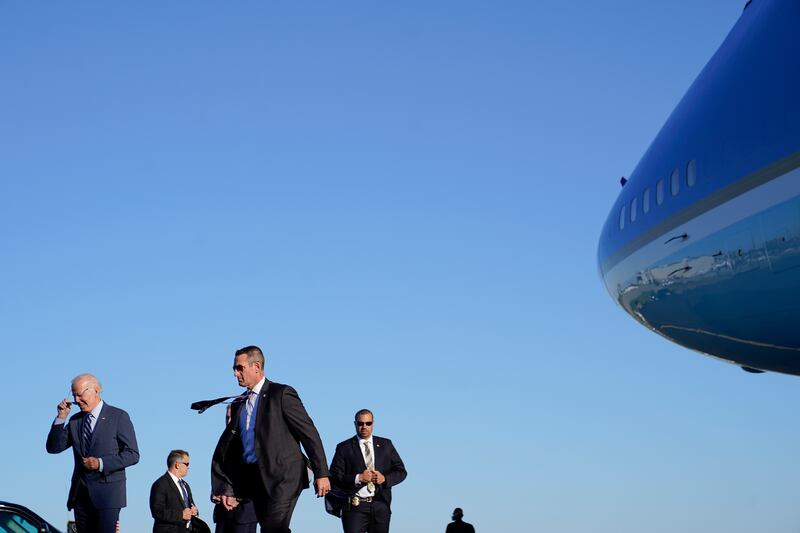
[329,435,407,508]
[46,403,140,510]
[211,381,330,502]
[150,472,195,533]
[212,498,257,530]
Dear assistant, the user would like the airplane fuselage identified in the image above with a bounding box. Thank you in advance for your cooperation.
[597,0,800,375]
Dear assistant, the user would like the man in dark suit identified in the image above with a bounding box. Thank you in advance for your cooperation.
[211,345,331,533]
[329,409,407,533]
[211,405,257,533]
[211,496,257,533]
[46,373,140,533]
[150,449,210,533]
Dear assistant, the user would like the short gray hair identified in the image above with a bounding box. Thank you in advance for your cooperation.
[72,373,102,392]
[167,449,189,468]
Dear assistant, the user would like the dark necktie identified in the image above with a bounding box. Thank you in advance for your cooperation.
[82,414,94,456]
[179,479,190,508]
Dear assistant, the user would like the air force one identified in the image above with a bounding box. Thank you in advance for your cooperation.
[597,0,800,376]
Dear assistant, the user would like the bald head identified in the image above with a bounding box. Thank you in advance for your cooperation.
[71,373,102,413]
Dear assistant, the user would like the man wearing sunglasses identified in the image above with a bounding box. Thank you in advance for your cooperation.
[329,409,407,533]
[150,450,210,533]
[211,345,330,533]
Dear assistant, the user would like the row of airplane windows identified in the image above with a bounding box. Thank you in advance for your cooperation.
[618,159,697,230]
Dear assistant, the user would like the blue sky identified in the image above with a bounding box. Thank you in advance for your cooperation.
[4,1,799,532]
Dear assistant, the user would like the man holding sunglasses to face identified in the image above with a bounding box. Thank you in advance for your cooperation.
[329,409,407,533]
[47,373,140,533]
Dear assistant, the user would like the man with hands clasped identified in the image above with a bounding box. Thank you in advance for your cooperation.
[329,409,407,533]
[150,449,210,533]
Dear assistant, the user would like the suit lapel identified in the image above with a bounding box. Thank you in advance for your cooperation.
[373,437,385,471]
[259,380,270,421]
[171,474,192,507]
[351,437,367,471]
[91,403,108,450]
[169,474,183,504]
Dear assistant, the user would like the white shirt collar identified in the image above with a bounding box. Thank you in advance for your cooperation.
[168,470,181,483]
[90,400,104,418]
[250,376,266,395]
[358,436,373,446]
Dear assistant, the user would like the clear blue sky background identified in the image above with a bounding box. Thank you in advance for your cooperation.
[3,1,799,532]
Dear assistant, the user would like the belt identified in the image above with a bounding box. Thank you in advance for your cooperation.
[350,495,374,506]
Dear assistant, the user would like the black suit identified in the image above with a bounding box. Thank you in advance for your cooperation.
[211,381,329,532]
[212,499,257,533]
[46,402,139,533]
[330,436,407,533]
[150,472,203,533]
[446,521,475,533]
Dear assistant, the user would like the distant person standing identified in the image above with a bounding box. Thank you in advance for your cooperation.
[46,373,140,533]
[445,508,475,533]
[211,345,330,533]
[329,409,407,533]
[150,449,209,533]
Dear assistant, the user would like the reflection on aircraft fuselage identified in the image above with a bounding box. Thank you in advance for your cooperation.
[597,0,800,375]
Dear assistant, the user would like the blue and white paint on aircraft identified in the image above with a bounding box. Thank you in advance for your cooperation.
[597,0,800,375]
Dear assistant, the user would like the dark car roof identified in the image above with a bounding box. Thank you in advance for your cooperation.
[0,500,63,533]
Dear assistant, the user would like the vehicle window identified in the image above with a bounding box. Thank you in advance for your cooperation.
[619,205,626,230]
[656,179,664,205]
[630,197,638,222]
[642,188,650,214]
[687,159,697,187]
[0,510,40,533]
[671,168,680,196]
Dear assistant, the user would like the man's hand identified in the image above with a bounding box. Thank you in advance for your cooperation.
[56,399,71,420]
[315,477,331,497]
[190,504,198,517]
[182,508,193,521]
[219,495,239,511]
[358,470,376,483]
[374,471,386,485]
[82,457,100,471]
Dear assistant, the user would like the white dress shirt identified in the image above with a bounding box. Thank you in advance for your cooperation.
[168,471,191,529]
[53,400,105,472]
[246,377,266,430]
[355,437,376,498]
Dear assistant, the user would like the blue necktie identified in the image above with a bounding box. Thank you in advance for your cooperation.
[82,414,94,456]
[179,479,190,508]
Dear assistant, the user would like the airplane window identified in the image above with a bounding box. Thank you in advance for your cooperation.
[642,188,650,214]
[656,179,664,205]
[671,168,680,196]
[630,197,638,222]
[687,159,697,187]
[619,205,626,230]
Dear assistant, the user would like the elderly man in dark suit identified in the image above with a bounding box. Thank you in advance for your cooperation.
[47,373,140,533]
[330,409,407,533]
[211,345,330,533]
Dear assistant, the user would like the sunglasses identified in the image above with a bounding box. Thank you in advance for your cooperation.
[355,421,373,427]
